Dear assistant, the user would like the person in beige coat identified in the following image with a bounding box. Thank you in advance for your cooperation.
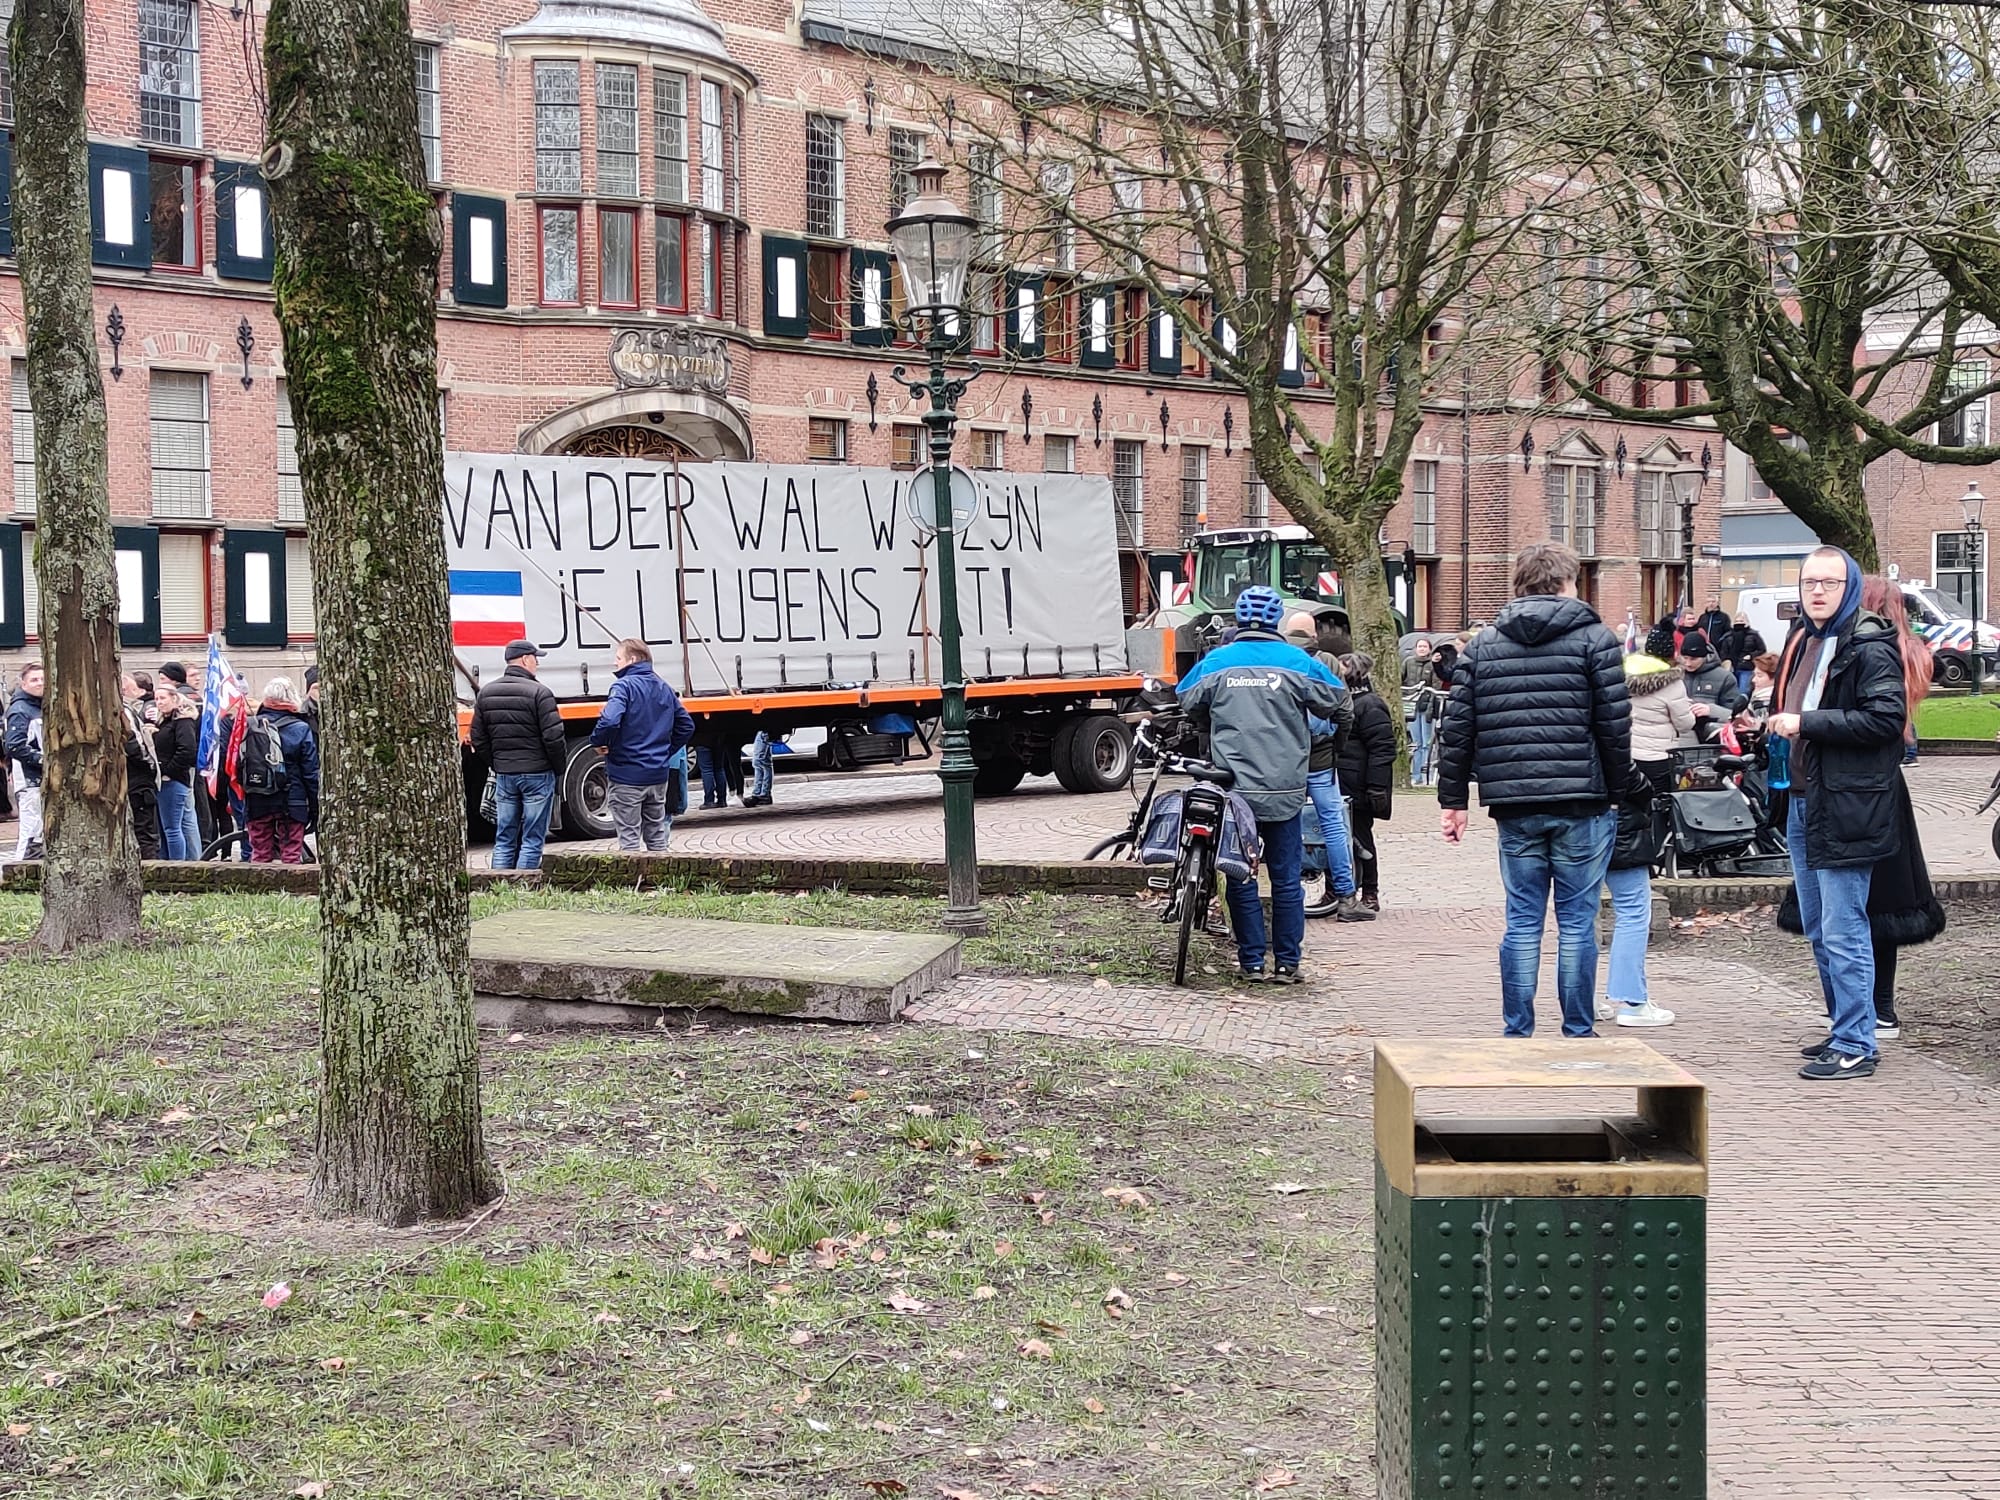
[1625,653,1695,793]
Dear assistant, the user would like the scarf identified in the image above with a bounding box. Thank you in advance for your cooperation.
[1775,549,1863,715]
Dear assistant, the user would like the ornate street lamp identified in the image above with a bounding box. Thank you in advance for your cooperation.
[1963,481,1986,695]
[887,159,986,934]
[1669,469,1703,609]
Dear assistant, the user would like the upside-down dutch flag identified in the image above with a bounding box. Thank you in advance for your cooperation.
[449,570,527,648]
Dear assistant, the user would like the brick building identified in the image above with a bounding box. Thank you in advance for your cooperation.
[0,0,1819,685]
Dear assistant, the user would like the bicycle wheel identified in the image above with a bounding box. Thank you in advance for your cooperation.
[200,830,246,862]
[1173,838,1216,986]
[1085,834,1132,861]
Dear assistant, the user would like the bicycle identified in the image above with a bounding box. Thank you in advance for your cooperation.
[1084,710,1236,985]
[201,826,319,863]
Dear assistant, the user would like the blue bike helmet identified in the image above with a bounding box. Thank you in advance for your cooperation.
[1235,584,1286,630]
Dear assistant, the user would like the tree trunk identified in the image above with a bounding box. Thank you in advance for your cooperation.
[265,0,495,1224]
[10,0,143,950]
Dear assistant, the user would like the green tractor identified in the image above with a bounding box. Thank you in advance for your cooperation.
[1152,525,1412,678]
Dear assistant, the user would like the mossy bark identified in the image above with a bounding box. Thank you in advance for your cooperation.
[264,0,494,1224]
[9,0,144,950]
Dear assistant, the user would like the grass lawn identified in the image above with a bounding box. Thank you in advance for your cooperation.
[1916,694,2000,741]
[0,893,1375,1498]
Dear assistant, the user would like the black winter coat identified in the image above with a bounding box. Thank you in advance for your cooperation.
[1721,625,1767,672]
[153,711,199,787]
[1783,610,1907,868]
[1437,596,1632,814]
[471,665,567,777]
[1336,686,1396,820]
[1778,772,1944,947]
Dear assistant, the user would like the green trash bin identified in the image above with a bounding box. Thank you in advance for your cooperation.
[1374,1038,1708,1498]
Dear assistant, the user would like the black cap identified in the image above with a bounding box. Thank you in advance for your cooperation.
[504,639,538,662]
[159,660,189,686]
[1679,630,1710,658]
[304,665,320,689]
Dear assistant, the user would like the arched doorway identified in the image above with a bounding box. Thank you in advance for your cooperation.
[518,387,754,461]
[561,425,701,461]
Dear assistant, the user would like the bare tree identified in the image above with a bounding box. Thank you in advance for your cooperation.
[1544,0,2000,569]
[10,0,143,948]
[883,0,1550,692]
[264,0,495,1223]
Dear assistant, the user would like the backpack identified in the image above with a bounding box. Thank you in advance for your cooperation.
[239,713,288,797]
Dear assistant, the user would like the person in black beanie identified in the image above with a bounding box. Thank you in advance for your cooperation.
[303,665,322,736]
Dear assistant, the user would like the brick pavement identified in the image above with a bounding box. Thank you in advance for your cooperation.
[901,770,2000,1500]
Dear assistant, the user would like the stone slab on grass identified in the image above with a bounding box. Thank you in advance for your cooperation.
[470,907,960,1023]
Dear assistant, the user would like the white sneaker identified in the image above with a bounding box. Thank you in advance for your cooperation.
[1594,1000,1615,1022]
[1614,1001,1676,1028]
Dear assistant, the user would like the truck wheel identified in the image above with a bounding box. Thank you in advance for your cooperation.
[973,755,1028,797]
[1938,652,1971,689]
[1067,714,1133,793]
[1050,720,1086,793]
[561,742,616,839]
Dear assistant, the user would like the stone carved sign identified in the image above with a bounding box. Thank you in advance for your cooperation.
[609,327,733,395]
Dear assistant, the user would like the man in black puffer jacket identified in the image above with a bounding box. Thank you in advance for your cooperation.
[471,640,568,870]
[1438,542,1631,1039]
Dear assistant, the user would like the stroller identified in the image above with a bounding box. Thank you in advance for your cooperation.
[1656,734,1791,879]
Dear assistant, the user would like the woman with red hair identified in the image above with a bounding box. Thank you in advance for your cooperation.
[1778,575,1943,1042]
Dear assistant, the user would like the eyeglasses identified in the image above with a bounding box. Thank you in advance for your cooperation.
[1800,577,1846,594]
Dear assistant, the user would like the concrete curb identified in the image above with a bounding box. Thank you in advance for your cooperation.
[0,853,1152,899]
[1638,874,2000,917]
[1914,739,2000,756]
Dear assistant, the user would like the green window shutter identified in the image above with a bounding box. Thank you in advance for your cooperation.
[112,525,161,650]
[1147,295,1183,377]
[212,162,273,282]
[1079,287,1116,370]
[224,529,289,647]
[0,135,13,259]
[1004,272,1045,359]
[89,145,152,270]
[762,234,809,338]
[0,524,23,650]
[451,193,509,308]
[849,249,893,348]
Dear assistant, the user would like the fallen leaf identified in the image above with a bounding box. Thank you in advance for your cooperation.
[1017,1337,1055,1359]
[317,1356,347,1371]
[652,1387,678,1405]
[592,1310,622,1326]
[159,1107,194,1125]
[884,1293,930,1314]
[971,1285,998,1301]
[1081,1396,1106,1414]
[904,1104,934,1117]
[863,1483,907,1498]
[849,1089,871,1102]
[179,1310,205,1328]
[1103,1287,1133,1311]
[6,1422,29,1437]
[1212,1341,1237,1355]
[870,1419,897,1432]
[1020,1191,1045,1205]
[787,1328,814,1346]
[294,1483,328,1499]
[1163,1271,1189,1285]
[724,1222,747,1240]
[1301,1305,1340,1320]
[770,1282,796,1297]
[993,1240,1016,1258]
[1100,1186,1150,1210]
[262,1282,293,1311]
[748,1247,776,1266]
[1253,1468,1298,1493]
[1268,1182,1314,1196]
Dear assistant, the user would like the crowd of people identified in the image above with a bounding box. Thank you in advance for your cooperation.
[2,657,325,866]
[1180,540,1937,1081]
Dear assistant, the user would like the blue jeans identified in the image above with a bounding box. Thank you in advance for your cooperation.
[491,771,558,870]
[157,779,202,860]
[1410,715,1434,783]
[1302,769,1355,896]
[1226,813,1305,973]
[1495,808,1617,1037]
[1603,864,1653,1005]
[751,732,773,799]
[1785,794,1877,1058]
[1735,667,1754,698]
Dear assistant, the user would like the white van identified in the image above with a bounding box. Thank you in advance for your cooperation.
[1737,581,1997,688]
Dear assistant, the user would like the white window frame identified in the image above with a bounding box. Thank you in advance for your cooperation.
[807,416,848,463]
[595,63,640,199]
[276,379,304,524]
[1042,434,1076,474]
[1934,530,1988,616]
[700,80,725,211]
[413,42,442,183]
[655,71,688,205]
[11,359,35,517]
[1179,444,1208,535]
[1411,459,1437,554]
[1544,460,1597,558]
[1938,359,1991,449]
[138,0,200,148]
[972,429,1005,470]
[805,114,845,238]
[149,370,213,520]
[1112,438,1144,543]
[533,61,582,195]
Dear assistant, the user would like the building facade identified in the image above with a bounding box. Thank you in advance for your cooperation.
[21,0,1933,688]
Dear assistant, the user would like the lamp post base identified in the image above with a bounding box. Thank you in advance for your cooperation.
[939,906,989,936]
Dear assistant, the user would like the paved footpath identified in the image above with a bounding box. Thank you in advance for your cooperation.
[897,758,2000,1500]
